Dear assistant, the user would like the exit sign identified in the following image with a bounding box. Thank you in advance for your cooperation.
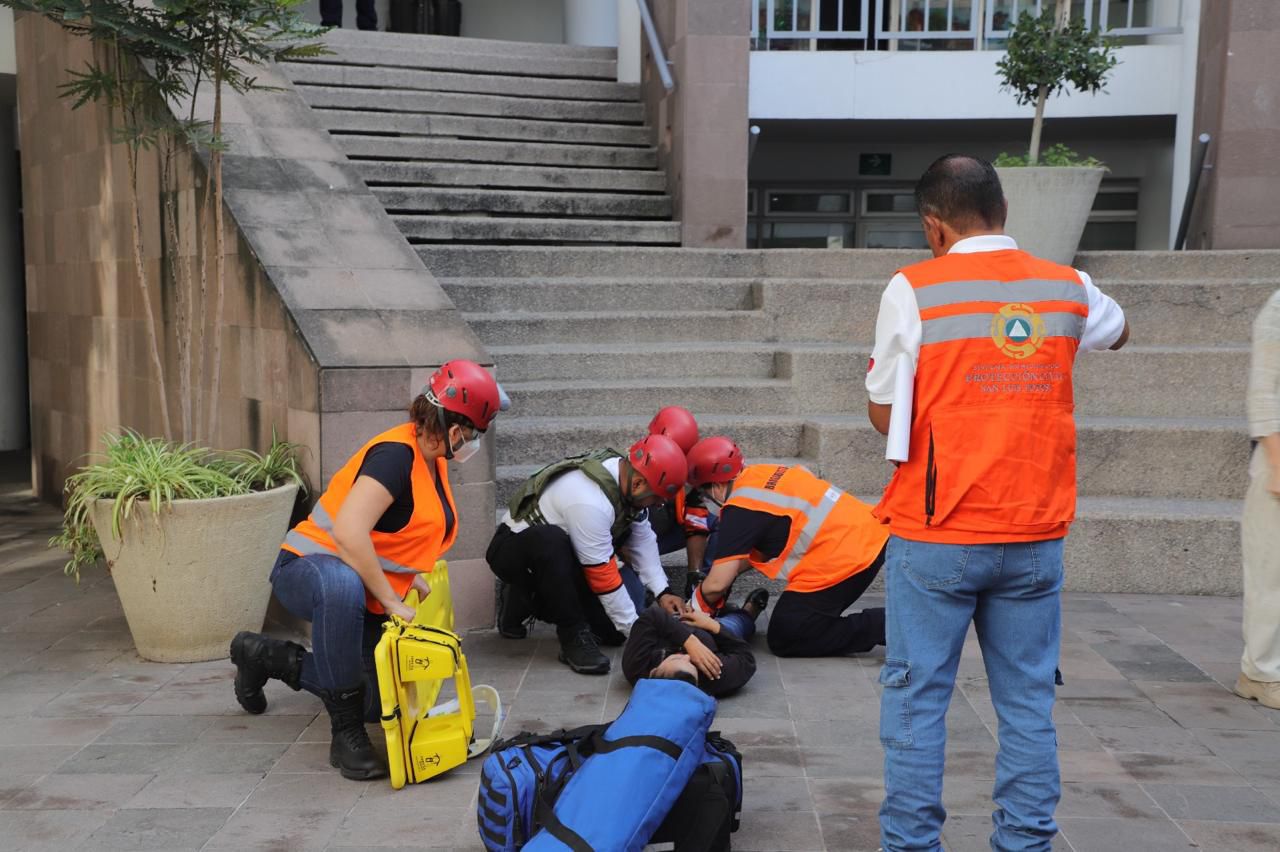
[860,153,892,176]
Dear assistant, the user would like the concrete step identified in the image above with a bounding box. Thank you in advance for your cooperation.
[502,377,805,417]
[404,217,681,245]
[358,162,667,193]
[319,112,654,149]
[806,415,1248,501]
[462,309,769,344]
[294,86,645,124]
[423,246,928,280]
[486,342,780,382]
[1098,279,1277,346]
[375,187,672,219]
[295,30,618,78]
[492,415,807,466]
[441,278,757,313]
[337,136,657,169]
[1073,345,1247,418]
[1065,497,1241,595]
[283,62,639,102]
[1076,250,1280,281]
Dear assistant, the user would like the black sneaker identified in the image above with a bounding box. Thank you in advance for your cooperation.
[496,581,532,640]
[743,588,770,620]
[557,626,610,675]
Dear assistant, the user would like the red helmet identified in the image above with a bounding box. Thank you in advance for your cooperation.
[627,434,688,499]
[426,359,501,431]
[648,406,700,455]
[686,436,744,487]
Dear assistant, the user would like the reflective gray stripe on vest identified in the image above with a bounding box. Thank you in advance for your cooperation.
[284,502,419,575]
[913,278,1089,310]
[921,311,1086,346]
[731,484,843,581]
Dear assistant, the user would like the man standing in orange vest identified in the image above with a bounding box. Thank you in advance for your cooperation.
[686,436,890,657]
[867,155,1129,851]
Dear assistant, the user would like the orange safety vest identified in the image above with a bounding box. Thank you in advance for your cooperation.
[282,422,458,613]
[721,464,888,593]
[875,248,1087,544]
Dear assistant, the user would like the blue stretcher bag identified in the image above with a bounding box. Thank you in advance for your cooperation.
[477,678,717,852]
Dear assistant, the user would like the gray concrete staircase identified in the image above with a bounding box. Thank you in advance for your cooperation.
[425,245,1274,596]
[283,31,1270,596]
[282,29,678,247]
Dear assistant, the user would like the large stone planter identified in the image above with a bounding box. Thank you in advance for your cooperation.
[996,166,1105,265]
[90,484,299,663]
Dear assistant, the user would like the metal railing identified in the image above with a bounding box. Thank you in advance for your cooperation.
[750,0,1183,50]
[637,0,675,92]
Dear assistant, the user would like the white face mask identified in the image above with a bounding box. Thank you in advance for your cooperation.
[449,428,482,464]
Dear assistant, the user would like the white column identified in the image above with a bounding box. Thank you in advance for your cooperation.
[616,0,641,83]
[564,0,618,45]
[0,105,27,450]
[1168,0,1202,247]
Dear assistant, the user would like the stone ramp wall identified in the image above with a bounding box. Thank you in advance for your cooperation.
[16,15,496,628]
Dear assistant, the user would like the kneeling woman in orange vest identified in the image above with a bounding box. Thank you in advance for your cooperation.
[227,360,502,781]
[687,437,890,657]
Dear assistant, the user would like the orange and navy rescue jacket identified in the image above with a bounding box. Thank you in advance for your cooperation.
[714,464,888,594]
[875,247,1088,544]
[283,422,457,613]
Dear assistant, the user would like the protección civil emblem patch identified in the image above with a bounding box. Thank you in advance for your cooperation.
[990,303,1046,359]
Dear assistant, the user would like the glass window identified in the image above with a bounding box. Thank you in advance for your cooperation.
[1078,221,1137,251]
[1091,191,1139,213]
[859,222,928,249]
[864,191,917,214]
[767,191,852,214]
[760,221,855,249]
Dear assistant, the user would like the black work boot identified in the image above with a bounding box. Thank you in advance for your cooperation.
[496,581,532,640]
[322,685,387,781]
[229,631,304,715]
[683,571,706,600]
[557,625,610,675]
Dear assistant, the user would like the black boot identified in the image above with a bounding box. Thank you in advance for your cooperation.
[322,685,387,781]
[496,581,532,640]
[557,624,610,675]
[229,631,304,715]
[683,571,706,600]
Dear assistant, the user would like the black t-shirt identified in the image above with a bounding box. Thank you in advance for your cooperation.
[356,442,455,537]
[709,505,791,564]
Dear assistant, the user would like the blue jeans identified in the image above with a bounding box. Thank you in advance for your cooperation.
[878,536,1065,852]
[715,609,757,642]
[269,552,386,706]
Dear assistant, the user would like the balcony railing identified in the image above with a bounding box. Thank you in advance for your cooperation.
[750,0,1184,51]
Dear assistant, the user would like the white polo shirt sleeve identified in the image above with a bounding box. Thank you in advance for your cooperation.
[865,273,922,405]
[621,514,670,598]
[1076,270,1127,352]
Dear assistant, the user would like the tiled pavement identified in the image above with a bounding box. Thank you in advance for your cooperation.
[2,471,1279,850]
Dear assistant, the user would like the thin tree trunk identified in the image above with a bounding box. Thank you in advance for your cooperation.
[1029,86,1048,165]
[206,50,227,445]
[127,146,174,441]
[188,66,209,445]
[116,37,173,440]
[162,141,192,442]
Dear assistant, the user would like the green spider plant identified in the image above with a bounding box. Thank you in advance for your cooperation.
[51,430,305,581]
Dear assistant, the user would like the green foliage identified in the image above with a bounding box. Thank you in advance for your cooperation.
[51,431,306,582]
[994,144,1105,169]
[2,0,328,154]
[996,8,1118,107]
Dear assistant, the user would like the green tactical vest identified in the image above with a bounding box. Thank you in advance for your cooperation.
[507,449,640,545]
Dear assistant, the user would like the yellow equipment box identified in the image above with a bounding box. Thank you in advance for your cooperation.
[373,561,503,789]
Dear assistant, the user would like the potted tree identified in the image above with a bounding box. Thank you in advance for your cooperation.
[53,432,304,662]
[994,0,1118,263]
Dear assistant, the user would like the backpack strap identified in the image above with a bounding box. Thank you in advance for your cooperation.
[508,450,637,542]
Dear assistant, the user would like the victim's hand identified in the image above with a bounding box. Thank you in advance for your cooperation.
[680,610,719,633]
[683,635,722,681]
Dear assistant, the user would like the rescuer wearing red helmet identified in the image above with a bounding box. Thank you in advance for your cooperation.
[686,437,890,658]
[487,434,690,675]
[229,359,504,781]
[644,407,720,588]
